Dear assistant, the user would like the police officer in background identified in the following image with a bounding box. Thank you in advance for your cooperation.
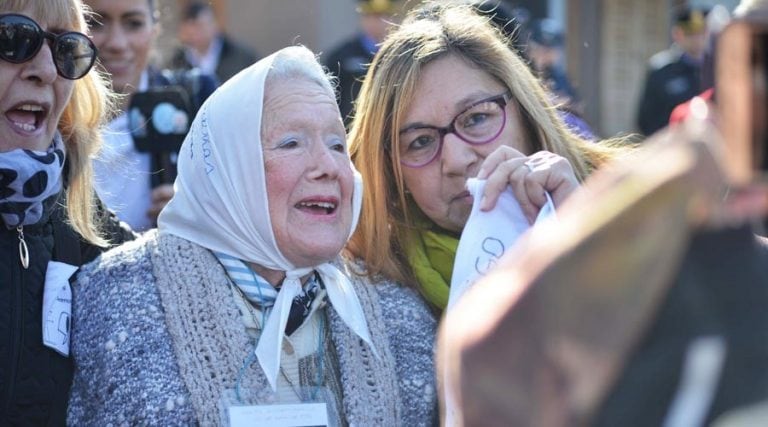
[528,18,579,105]
[322,0,399,124]
[637,7,709,136]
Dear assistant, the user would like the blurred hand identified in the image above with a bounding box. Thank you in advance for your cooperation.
[476,146,580,223]
[147,184,175,225]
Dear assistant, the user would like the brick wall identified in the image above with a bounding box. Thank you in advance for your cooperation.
[598,0,670,136]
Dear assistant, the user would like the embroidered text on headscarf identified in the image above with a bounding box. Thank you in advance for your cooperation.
[187,110,215,176]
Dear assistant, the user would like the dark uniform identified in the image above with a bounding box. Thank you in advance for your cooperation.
[322,35,376,124]
[637,7,708,136]
[637,47,702,136]
[323,0,399,124]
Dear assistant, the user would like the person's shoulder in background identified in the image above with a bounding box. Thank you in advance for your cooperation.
[217,34,259,82]
[322,34,368,70]
[648,46,684,72]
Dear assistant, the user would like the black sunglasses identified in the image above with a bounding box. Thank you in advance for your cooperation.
[0,13,97,80]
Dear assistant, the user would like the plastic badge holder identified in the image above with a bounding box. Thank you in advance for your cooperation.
[219,386,340,427]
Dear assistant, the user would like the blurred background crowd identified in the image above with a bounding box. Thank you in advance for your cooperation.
[86,0,739,234]
[150,0,731,140]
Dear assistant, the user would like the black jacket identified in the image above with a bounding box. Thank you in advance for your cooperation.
[637,47,702,136]
[0,192,134,426]
[593,226,768,426]
[322,34,376,125]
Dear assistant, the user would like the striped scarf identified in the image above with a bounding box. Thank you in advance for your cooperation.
[215,251,321,335]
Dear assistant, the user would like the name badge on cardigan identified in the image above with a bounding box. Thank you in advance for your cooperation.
[43,261,77,356]
[220,387,339,427]
[229,403,328,427]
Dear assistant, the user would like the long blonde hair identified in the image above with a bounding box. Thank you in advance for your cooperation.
[348,3,629,286]
[6,0,114,245]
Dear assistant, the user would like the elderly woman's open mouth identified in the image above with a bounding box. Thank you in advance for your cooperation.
[296,196,339,215]
[6,103,48,133]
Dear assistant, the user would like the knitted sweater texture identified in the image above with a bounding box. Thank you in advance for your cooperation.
[68,231,437,426]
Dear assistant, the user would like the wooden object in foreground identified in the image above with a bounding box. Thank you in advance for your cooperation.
[438,121,729,427]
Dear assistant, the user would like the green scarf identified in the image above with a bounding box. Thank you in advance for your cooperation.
[404,227,459,311]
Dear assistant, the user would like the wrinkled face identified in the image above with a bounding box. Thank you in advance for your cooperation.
[399,54,531,232]
[262,77,354,268]
[0,7,75,152]
[86,0,155,94]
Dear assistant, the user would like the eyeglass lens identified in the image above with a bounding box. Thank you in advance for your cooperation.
[0,14,96,80]
[399,96,507,167]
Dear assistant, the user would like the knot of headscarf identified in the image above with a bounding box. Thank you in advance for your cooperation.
[158,48,377,391]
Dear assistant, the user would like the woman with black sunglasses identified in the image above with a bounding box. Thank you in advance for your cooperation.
[0,1,134,425]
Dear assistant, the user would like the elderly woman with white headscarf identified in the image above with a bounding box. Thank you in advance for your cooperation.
[67,46,437,426]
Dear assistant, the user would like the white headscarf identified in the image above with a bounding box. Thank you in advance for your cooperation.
[158,47,375,390]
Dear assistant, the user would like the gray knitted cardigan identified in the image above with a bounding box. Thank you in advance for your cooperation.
[68,231,438,426]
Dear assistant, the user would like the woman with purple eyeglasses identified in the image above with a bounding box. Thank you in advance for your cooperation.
[0,0,134,424]
[348,3,633,312]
